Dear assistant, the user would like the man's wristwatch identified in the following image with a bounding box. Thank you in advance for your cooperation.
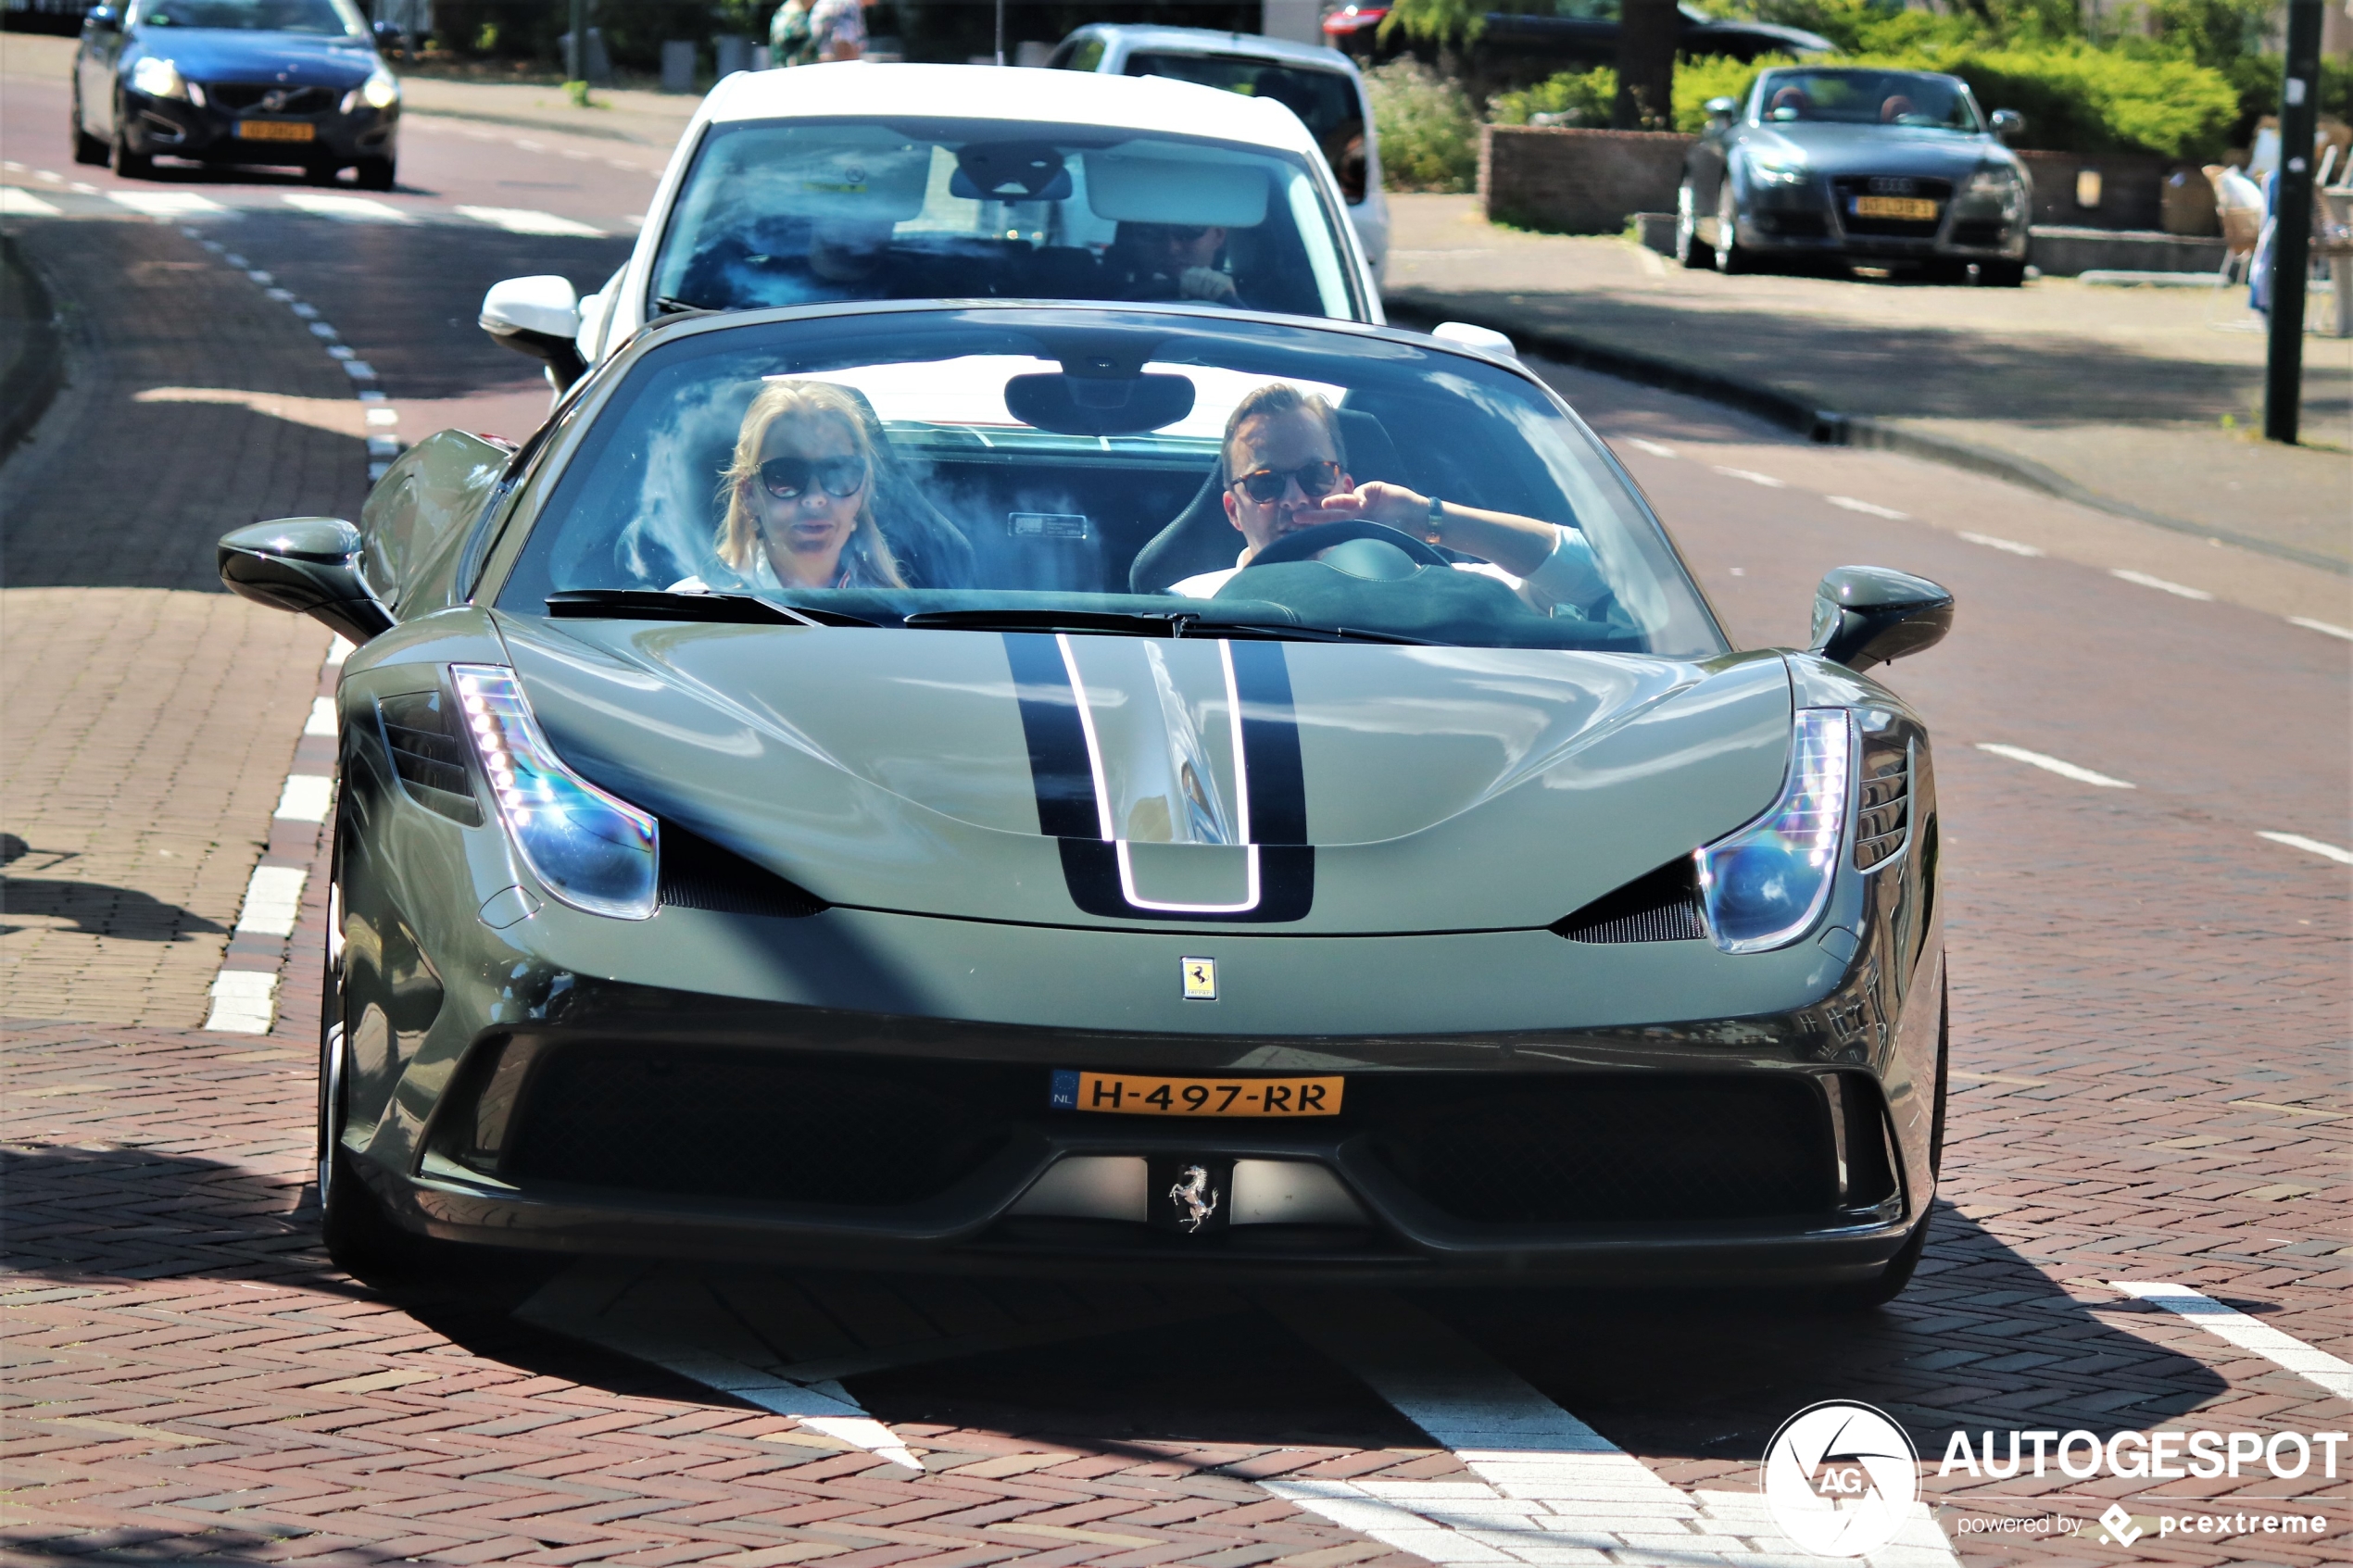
[1425,496,1446,546]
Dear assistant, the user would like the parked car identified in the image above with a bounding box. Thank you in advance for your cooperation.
[1677,66,2032,284]
[220,295,1955,1301]
[1322,0,1832,76]
[71,0,401,188]
[484,63,1382,395]
[1046,25,1388,286]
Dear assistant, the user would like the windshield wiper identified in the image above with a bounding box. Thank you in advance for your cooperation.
[898,608,1444,645]
[546,589,878,627]
[651,295,713,316]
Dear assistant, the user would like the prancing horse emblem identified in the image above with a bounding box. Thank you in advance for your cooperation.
[1167,1164,1219,1232]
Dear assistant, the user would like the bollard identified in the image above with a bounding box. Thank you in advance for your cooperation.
[661,40,697,94]
[713,34,749,78]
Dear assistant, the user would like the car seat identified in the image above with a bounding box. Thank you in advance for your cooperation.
[1125,408,1404,593]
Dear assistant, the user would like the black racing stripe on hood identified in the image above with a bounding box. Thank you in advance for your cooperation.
[1004,632,1101,839]
[1231,639,1307,847]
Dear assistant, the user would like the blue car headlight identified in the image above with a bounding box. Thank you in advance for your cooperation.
[1696,708,1851,953]
[131,55,189,100]
[452,664,659,920]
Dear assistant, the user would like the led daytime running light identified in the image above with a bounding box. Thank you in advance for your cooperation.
[451,664,659,920]
[1696,707,1852,954]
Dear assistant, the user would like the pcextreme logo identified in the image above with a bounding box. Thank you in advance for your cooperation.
[1763,1400,1922,1557]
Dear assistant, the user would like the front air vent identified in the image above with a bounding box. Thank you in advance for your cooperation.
[374,690,482,826]
[1553,857,1707,943]
[658,822,827,919]
[1855,739,1910,871]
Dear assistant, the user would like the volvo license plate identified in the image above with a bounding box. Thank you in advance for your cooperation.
[1852,195,1937,220]
[236,119,316,142]
[1051,1069,1343,1117]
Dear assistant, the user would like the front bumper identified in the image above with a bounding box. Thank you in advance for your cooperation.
[1738,179,2028,263]
[121,87,396,166]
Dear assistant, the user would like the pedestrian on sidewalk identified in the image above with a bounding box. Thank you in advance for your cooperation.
[806,0,866,61]
[771,0,813,66]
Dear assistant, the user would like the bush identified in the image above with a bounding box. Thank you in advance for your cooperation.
[1489,66,1616,127]
[1368,58,1481,191]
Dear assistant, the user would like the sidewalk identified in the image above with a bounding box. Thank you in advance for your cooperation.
[396,68,700,151]
[1383,194,2353,574]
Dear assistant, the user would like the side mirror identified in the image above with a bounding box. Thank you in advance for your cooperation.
[1807,565,1952,671]
[481,275,587,393]
[371,19,404,48]
[219,518,395,646]
[1429,320,1519,360]
[1989,108,2024,143]
[84,5,120,30]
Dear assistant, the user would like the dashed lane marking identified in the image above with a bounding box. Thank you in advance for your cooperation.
[1712,465,1786,488]
[1957,531,2045,557]
[2110,568,2214,601]
[1,188,61,216]
[306,697,339,735]
[2257,831,2353,866]
[2289,616,2353,641]
[1624,437,1677,458]
[107,190,227,216]
[274,774,334,823]
[203,970,278,1034]
[1828,495,1907,520]
[233,865,308,936]
[2110,1283,2353,1402]
[1265,1292,1958,1566]
[281,192,409,222]
[1974,743,2135,789]
[454,204,604,237]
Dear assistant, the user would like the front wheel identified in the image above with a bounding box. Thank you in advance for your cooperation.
[354,157,396,192]
[1674,183,1711,270]
[70,97,109,165]
[1713,182,1750,275]
[1976,258,2027,288]
[110,126,152,180]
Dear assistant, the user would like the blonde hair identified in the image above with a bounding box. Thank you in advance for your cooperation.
[717,380,905,586]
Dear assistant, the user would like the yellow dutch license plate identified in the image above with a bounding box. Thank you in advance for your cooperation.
[1853,195,1937,220]
[237,119,316,143]
[1051,1069,1343,1118]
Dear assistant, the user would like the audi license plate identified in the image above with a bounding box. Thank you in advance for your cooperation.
[1852,194,1937,220]
[236,119,316,142]
[1051,1069,1343,1117]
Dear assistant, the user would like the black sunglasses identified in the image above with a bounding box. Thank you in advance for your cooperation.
[758,455,867,500]
[1131,223,1212,244]
[1230,460,1342,504]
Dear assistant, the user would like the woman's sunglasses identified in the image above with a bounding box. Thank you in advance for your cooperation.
[758,455,867,500]
[1230,460,1342,504]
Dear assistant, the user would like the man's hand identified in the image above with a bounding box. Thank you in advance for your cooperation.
[1290,481,1427,531]
[1178,267,1241,305]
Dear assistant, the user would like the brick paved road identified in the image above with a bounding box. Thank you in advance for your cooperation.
[1,191,2345,1568]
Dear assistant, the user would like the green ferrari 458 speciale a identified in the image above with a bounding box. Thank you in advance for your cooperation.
[220,299,1956,1302]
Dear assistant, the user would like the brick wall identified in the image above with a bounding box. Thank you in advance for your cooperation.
[1479,124,1697,235]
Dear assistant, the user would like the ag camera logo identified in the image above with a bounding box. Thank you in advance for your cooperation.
[1764,1401,1921,1557]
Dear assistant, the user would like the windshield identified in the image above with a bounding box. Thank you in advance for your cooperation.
[1123,55,1368,204]
[648,118,1360,323]
[497,308,1724,658]
[138,0,363,32]
[1755,69,1981,132]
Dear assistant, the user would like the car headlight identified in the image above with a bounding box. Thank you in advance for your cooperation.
[1747,152,1807,186]
[1696,708,1851,953]
[131,56,188,100]
[361,66,399,108]
[451,664,659,920]
[1966,168,2021,202]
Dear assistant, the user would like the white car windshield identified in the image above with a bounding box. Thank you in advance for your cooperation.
[648,118,1363,322]
[497,308,1726,657]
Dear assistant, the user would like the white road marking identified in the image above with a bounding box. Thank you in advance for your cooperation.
[2258,831,2353,865]
[1957,531,2045,557]
[69,182,97,194]
[455,204,602,237]
[308,321,339,341]
[2110,568,2213,601]
[364,407,397,426]
[0,189,61,216]
[246,268,272,283]
[1267,1294,1957,1566]
[1828,495,1907,520]
[233,865,308,936]
[1624,438,1676,458]
[305,697,339,735]
[1712,466,1786,488]
[274,774,334,822]
[34,169,61,182]
[343,360,376,381]
[203,969,279,1034]
[2288,616,2353,641]
[2110,1283,2353,1401]
[1974,743,2135,789]
[282,193,409,222]
[1,161,20,171]
[108,190,227,216]
[515,138,548,151]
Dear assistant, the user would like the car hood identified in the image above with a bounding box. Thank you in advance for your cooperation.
[494,615,1795,935]
[1747,123,2010,180]
[132,28,381,85]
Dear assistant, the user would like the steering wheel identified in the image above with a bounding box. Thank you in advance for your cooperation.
[1243,520,1452,571]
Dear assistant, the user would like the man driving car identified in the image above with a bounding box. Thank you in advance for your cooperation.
[1118,221,1246,307]
[1167,382,1612,613]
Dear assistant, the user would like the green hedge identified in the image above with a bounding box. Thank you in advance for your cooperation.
[1368,58,1481,192]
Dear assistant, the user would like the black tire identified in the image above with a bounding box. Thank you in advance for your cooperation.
[304,161,344,186]
[110,126,152,180]
[1674,182,1711,270]
[355,157,396,192]
[1713,182,1750,275]
[1977,258,2027,288]
[70,98,109,165]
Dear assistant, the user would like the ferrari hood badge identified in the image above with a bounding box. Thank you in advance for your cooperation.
[1168,1164,1221,1232]
[1182,957,1217,1000]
